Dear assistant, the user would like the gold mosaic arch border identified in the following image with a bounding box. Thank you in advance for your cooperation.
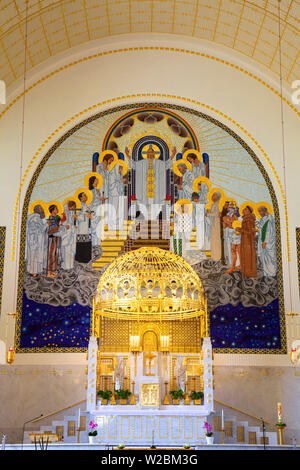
[296,228,300,297]
[0,227,6,317]
[14,102,286,355]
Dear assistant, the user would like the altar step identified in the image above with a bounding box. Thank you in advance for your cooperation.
[23,409,278,446]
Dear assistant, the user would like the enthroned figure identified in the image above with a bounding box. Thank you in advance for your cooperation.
[125,144,176,219]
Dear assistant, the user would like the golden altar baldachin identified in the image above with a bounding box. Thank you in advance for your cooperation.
[90,247,209,401]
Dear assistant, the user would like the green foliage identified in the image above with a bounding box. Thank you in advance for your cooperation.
[97,389,112,400]
[170,389,185,400]
[115,389,132,399]
[190,391,204,400]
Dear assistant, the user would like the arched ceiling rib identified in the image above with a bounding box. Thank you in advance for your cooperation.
[0,0,299,88]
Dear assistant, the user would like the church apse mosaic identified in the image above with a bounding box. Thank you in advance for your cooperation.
[15,103,286,354]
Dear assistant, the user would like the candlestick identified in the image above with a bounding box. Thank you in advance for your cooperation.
[221,410,224,429]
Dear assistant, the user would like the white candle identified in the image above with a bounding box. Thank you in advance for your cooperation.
[78,408,81,429]
[221,410,224,429]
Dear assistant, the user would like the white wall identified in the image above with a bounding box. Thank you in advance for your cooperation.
[0,33,299,367]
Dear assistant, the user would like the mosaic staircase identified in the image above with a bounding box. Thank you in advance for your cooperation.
[23,407,278,447]
[92,220,132,270]
[92,220,170,270]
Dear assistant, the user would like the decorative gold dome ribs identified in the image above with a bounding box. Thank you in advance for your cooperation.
[93,247,206,321]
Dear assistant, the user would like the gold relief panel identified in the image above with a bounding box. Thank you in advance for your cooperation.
[141,384,160,407]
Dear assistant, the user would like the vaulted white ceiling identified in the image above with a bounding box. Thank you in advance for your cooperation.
[0,0,299,88]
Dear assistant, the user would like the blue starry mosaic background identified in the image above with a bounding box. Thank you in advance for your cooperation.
[20,290,281,350]
[20,291,90,349]
[209,298,281,350]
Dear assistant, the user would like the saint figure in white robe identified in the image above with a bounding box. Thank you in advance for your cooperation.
[257,206,277,277]
[61,201,77,270]
[75,193,92,263]
[206,193,222,261]
[108,164,127,231]
[177,164,194,200]
[26,205,48,275]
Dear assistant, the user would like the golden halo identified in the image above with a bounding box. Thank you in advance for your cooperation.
[173,159,192,177]
[110,159,129,176]
[47,200,64,217]
[141,143,161,159]
[232,220,242,230]
[62,197,79,209]
[74,188,93,207]
[239,201,257,217]
[98,150,118,171]
[192,176,212,193]
[256,201,274,217]
[174,199,194,214]
[29,200,48,217]
[225,197,238,207]
[206,187,226,211]
[183,149,203,162]
[84,172,103,190]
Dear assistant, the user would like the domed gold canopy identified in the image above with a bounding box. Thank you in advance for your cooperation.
[93,247,206,322]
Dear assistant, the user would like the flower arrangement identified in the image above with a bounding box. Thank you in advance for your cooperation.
[88,420,98,436]
[203,421,213,437]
